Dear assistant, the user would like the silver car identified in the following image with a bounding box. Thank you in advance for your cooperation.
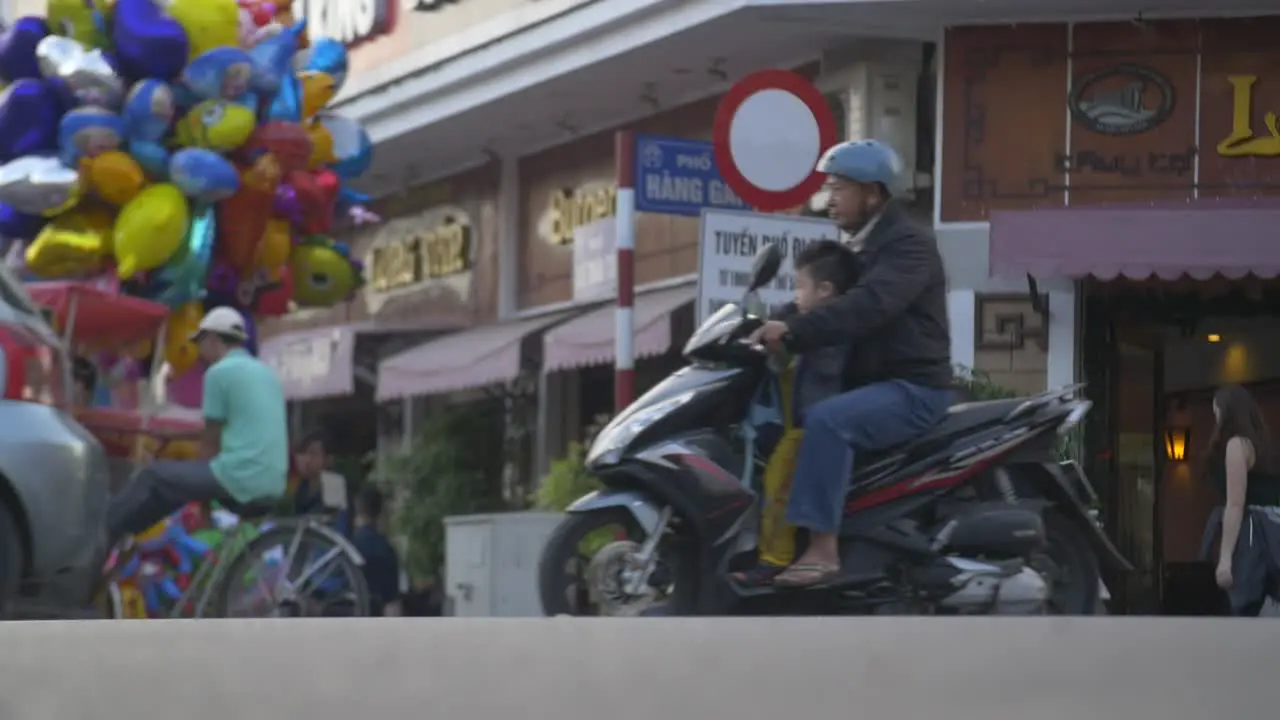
[0,266,110,619]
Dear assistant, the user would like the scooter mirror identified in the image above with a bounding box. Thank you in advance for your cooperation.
[743,290,766,318]
[747,243,783,292]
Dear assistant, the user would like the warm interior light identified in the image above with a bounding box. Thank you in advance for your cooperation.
[1164,426,1190,462]
[1206,333,1222,343]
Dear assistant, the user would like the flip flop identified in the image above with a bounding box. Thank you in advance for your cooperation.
[730,564,786,587]
[773,562,841,589]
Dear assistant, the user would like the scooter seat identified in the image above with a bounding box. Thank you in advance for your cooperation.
[856,397,1027,468]
[925,397,1027,440]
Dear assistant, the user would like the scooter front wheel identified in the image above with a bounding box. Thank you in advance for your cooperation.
[538,508,697,617]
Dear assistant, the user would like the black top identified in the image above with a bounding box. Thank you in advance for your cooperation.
[352,524,401,616]
[1207,443,1280,507]
[782,202,952,389]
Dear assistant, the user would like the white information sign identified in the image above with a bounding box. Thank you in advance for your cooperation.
[572,218,617,302]
[696,209,840,322]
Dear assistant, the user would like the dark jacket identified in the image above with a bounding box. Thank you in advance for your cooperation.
[782,201,951,389]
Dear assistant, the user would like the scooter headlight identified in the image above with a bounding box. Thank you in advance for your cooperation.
[586,391,697,467]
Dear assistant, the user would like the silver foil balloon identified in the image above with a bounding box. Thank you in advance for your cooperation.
[36,35,124,108]
[0,155,81,216]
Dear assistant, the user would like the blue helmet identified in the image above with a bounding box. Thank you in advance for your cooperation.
[816,140,903,194]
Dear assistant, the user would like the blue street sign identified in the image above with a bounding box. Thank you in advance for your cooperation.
[633,134,749,216]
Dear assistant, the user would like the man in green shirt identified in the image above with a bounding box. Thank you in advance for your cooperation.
[106,307,289,542]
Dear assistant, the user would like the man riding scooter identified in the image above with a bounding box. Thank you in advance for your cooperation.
[747,139,953,588]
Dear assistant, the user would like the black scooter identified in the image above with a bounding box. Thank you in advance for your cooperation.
[539,245,1129,616]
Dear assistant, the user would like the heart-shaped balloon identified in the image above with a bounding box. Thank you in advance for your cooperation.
[35,35,123,108]
[240,121,311,174]
[0,17,51,82]
[0,79,63,162]
[288,168,338,235]
[0,155,82,216]
[316,112,373,179]
[254,267,292,316]
[112,0,191,81]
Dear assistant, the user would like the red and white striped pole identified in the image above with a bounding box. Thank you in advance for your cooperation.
[613,130,636,413]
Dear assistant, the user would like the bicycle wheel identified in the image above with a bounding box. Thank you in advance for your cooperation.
[208,521,370,618]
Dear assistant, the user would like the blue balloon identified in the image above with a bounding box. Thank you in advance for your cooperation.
[0,202,47,239]
[317,112,373,179]
[58,106,126,168]
[295,38,348,92]
[150,204,215,308]
[169,148,240,203]
[129,139,169,179]
[122,79,175,141]
[248,21,302,96]
[0,17,51,82]
[337,186,372,210]
[0,79,63,162]
[182,47,253,101]
[111,0,189,81]
[266,72,301,122]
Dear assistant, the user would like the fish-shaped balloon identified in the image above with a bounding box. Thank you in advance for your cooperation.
[58,105,125,168]
[182,47,254,101]
[169,148,240,203]
[289,236,361,307]
[173,100,256,152]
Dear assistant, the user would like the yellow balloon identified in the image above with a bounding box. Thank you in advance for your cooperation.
[164,302,203,375]
[135,520,168,545]
[255,219,293,271]
[113,184,190,279]
[300,71,337,119]
[83,151,145,206]
[304,120,336,170]
[48,0,110,49]
[158,439,200,461]
[167,0,240,59]
[24,206,115,278]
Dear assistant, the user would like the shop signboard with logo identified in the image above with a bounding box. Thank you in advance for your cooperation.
[363,207,475,314]
[540,183,616,246]
[293,0,396,46]
[696,209,838,322]
[633,134,748,217]
[571,218,616,302]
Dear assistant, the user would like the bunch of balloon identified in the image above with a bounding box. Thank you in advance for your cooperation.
[0,0,383,407]
[112,502,217,617]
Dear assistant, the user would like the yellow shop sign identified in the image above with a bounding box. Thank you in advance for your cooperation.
[546,185,616,246]
[368,215,473,293]
[1217,75,1280,157]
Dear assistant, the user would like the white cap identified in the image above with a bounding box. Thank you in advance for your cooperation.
[191,306,248,342]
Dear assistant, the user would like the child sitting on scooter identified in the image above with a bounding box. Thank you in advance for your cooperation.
[732,240,862,587]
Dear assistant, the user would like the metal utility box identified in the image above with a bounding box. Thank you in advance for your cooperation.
[443,511,564,616]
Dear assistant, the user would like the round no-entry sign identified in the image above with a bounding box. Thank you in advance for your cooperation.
[713,69,839,212]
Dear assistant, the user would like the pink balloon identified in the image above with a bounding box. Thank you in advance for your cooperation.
[167,365,204,408]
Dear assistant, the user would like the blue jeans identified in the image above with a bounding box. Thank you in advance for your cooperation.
[786,380,953,534]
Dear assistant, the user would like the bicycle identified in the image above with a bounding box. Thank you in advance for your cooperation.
[105,502,371,619]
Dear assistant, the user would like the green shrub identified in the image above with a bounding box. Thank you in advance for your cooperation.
[378,401,506,581]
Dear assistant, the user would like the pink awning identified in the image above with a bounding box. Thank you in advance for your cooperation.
[376,311,574,401]
[542,284,696,373]
[259,325,361,401]
[989,200,1280,280]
